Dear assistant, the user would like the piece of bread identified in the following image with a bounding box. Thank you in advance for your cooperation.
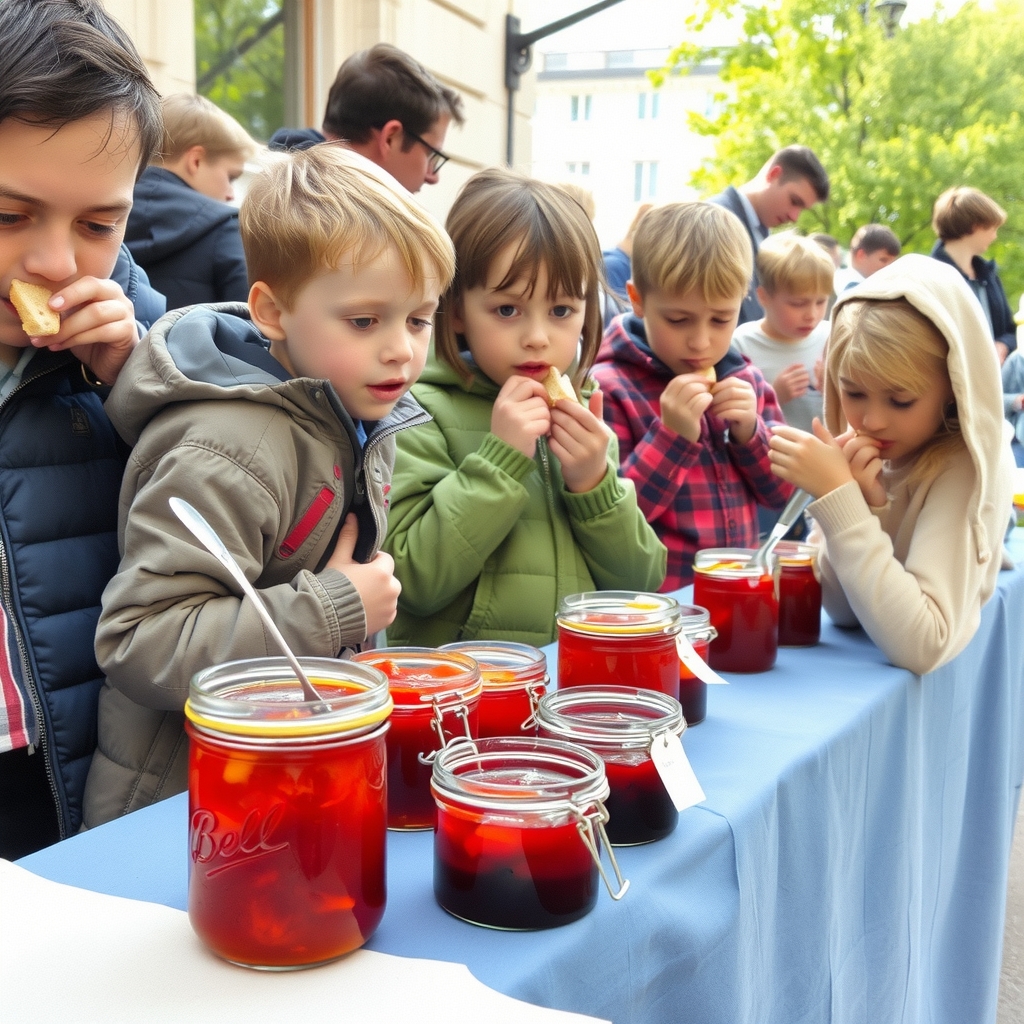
[542,366,580,406]
[696,366,716,385]
[10,280,59,336]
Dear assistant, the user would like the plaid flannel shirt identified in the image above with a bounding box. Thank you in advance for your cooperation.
[593,314,792,589]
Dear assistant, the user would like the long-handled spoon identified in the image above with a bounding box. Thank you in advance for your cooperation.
[749,488,815,572]
[169,496,324,704]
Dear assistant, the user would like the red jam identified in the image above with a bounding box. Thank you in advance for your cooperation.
[556,592,683,700]
[693,550,778,673]
[440,642,548,738]
[679,636,710,725]
[776,542,822,647]
[354,649,481,830]
[602,754,678,845]
[184,663,392,969]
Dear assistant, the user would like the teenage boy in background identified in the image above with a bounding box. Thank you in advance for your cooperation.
[834,223,901,294]
[0,0,164,858]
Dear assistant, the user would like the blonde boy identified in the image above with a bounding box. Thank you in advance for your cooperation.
[593,202,791,589]
[84,145,455,827]
[126,94,258,309]
[732,233,834,432]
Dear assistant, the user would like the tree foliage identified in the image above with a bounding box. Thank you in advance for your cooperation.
[195,0,284,143]
[656,0,1024,302]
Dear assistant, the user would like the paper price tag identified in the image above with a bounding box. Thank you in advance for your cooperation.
[650,730,706,812]
[677,633,728,685]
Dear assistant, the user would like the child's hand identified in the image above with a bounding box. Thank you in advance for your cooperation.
[769,420,855,499]
[33,277,139,386]
[772,362,810,404]
[813,355,824,392]
[326,514,401,637]
[549,390,611,493]
[709,376,758,444]
[836,429,887,507]
[659,373,715,443]
[491,375,552,458]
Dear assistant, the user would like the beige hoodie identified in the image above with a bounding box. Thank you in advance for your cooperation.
[808,254,1015,675]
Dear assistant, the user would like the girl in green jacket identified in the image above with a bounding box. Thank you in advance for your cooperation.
[384,168,667,647]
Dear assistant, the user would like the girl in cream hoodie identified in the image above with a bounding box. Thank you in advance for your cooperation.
[768,254,1014,675]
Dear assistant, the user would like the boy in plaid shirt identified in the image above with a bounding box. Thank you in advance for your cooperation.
[593,202,792,589]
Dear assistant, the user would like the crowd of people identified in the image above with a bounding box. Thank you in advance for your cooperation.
[0,0,1018,862]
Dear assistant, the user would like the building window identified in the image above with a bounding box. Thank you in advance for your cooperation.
[639,93,661,120]
[607,50,634,68]
[545,53,568,71]
[584,95,592,119]
[652,92,660,118]
[567,162,591,177]
[633,161,658,201]
[638,93,646,119]
[571,95,579,120]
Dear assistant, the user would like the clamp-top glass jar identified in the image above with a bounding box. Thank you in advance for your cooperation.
[557,591,683,699]
[440,641,547,737]
[536,686,685,845]
[693,548,779,673]
[431,736,628,930]
[353,648,482,830]
[675,604,717,726]
[184,657,392,970]
[775,541,822,647]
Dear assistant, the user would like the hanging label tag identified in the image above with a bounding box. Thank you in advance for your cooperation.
[677,633,728,684]
[650,730,705,811]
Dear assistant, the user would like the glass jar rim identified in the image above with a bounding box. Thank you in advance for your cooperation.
[675,603,712,636]
[557,590,682,637]
[536,686,684,749]
[775,540,817,566]
[185,656,392,739]
[353,647,483,706]
[694,547,773,579]
[440,640,547,691]
[431,736,609,812]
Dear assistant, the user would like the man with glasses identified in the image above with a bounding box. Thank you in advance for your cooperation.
[270,43,463,194]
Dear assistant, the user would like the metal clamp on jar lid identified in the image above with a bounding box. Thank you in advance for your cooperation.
[185,656,392,741]
[557,590,683,637]
[430,737,626,929]
[534,686,685,748]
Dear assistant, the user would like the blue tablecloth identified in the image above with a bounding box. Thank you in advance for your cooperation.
[20,532,1024,1024]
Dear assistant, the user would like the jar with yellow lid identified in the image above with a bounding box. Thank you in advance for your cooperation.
[184,656,392,970]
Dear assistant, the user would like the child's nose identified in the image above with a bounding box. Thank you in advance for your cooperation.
[384,326,416,363]
[24,229,77,284]
[522,315,549,348]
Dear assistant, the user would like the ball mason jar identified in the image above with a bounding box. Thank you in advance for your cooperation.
[693,548,779,673]
[353,648,482,830]
[440,640,547,738]
[431,736,628,930]
[536,686,685,845]
[675,604,717,726]
[556,591,684,699]
[184,657,392,970]
[775,541,822,647]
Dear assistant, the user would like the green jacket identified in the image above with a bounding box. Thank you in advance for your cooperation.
[384,356,667,647]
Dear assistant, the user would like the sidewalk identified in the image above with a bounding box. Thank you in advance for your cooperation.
[998,794,1024,1023]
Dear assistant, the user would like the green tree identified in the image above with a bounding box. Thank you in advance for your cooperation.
[195,0,284,143]
[656,0,1024,303]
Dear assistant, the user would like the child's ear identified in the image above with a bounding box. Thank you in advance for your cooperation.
[182,145,207,180]
[755,285,769,307]
[448,298,466,335]
[626,281,644,317]
[249,281,287,341]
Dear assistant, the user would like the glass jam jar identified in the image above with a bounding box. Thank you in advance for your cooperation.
[440,641,547,738]
[557,591,683,699]
[431,736,628,930]
[776,541,822,647]
[676,604,717,726]
[535,687,685,846]
[693,548,778,673]
[353,648,482,831]
[183,656,392,970]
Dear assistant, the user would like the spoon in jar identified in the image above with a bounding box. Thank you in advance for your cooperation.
[749,488,815,573]
[169,496,324,704]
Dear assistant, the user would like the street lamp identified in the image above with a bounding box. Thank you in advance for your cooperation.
[875,0,908,37]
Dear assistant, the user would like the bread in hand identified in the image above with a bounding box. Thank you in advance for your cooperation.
[696,366,716,386]
[542,366,580,407]
[10,280,59,336]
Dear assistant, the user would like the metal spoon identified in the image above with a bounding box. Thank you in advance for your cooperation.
[749,488,815,572]
[169,496,324,704]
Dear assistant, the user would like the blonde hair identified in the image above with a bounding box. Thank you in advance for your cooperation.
[554,182,596,222]
[932,186,1006,242]
[827,298,963,481]
[239,145,455,310]
[436,167,603,387]
[757,232,835,296]
[158,93,256,163]
[631,202,751,303]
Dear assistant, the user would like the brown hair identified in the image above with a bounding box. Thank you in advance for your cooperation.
[158,93,256,163]
[757,232,835,296]
[436,167,603,387]
[631,202,751,303]
[240,145,454,310]
[768,145,830,202]
[850,223,901,257]
[932,186,1006,242]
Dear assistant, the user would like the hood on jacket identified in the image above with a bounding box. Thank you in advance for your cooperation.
[268,127,326,152]
[125,167,239,264]
[596,312,749,381]
[829,252,1013,568]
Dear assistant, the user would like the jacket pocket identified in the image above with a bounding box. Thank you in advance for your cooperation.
[279,486,336,558]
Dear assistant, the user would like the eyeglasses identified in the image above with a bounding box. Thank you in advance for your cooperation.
[404,129,449,174]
